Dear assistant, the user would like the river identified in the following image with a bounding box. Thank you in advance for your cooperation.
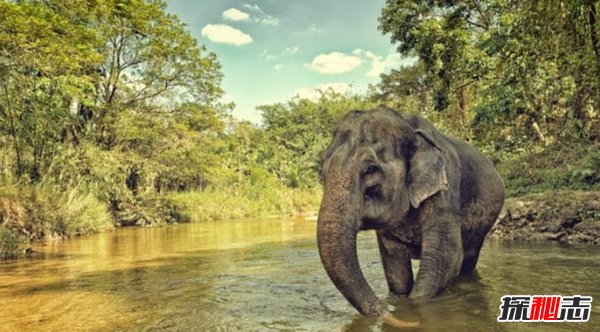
[1,219,599,331]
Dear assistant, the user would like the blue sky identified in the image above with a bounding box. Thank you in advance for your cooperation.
[165,0,410,123]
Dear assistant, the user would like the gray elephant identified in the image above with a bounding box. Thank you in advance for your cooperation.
[317,107,505,326]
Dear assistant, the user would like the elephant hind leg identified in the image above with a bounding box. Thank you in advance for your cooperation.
[460,202,501,274]
[459,229,487,274]
[460,246,482,274]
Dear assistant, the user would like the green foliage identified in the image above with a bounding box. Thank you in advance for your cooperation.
[4,0,600,261]
[498,143,600,197]
[0,0,102,179]
[113,194,190,226]
[0,0,229,257]
[571,151,600,186]
[94,0,224,107]
[0,225,19,260]
[0,0,225,181]
[378,0,600,148]
[169,186,321,221]
[0,183,113,244]
[258,91,381,188]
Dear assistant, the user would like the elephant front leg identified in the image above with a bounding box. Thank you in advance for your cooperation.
[409,222,463,299]
[377,230,414,295]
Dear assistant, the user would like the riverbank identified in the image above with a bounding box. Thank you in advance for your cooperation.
[3,140,600,260]
[166,187,321,221]
[489,141,600,244]
[0,184,114,259]
[490,191,600,244]
[0,183,321,259]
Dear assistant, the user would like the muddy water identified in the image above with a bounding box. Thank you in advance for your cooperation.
[1,219,599,332]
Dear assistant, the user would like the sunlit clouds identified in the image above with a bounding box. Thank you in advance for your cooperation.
[242,3,280,26]
[201,24,252,46]
[352,49,402,77]
[305,52,363,75]
[222,8,250,21]
[169,0,408,122]
[304,49,402,76]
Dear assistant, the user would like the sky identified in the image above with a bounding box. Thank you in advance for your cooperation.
[165,0,411,123]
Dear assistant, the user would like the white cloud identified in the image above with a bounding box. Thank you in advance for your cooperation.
[308,23,325,33]
[201,24,253,46]
[223,8,250,21]
[262,46,299,60]
[353,49,402,77]
[259,16,280,26]
[293,83,354,100]
[242,3,261,11]
[283,47,299,56]
[241,3,279,26]
[273,63,284,71]
[305,52,363,75]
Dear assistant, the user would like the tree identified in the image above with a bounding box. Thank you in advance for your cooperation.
[95,0,223,107]
[258,91,380,188]
[0,1,101,179]
[0,0,226,186]
[378,0,600,146]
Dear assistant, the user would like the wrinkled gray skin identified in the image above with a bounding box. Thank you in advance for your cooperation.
[317,107,505,322]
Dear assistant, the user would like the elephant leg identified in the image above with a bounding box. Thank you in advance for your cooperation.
[460,235,485,274]
[409,222,463,299]
[377,230,414,295]
[460,223,492,274]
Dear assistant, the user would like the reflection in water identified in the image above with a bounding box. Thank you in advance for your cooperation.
[0,219,599,331]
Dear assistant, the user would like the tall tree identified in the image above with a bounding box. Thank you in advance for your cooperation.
[0,1,101,179]
[95,0,223,108]
[258,92,380,188]
[378,0,600,145]
[0,0,226,185]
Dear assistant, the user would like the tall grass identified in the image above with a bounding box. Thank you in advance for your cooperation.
[497,142,600,197]
[0,226,19,260]
[168,186,322,221]
[58,190,114,236]
[0,182,113,258]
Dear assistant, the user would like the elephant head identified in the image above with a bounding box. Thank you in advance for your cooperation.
[317,108,447,325]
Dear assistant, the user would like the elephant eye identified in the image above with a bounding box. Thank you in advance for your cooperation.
[361,165,380,176]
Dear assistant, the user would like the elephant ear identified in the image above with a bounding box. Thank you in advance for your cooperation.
[407,129,448,209]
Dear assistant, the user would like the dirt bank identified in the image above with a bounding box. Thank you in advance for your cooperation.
[489,191,600,244]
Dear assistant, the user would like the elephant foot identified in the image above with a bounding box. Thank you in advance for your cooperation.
[389,284,412,297]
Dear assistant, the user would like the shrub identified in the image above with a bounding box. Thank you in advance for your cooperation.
[0,226,19,260]
[0,182,114,258]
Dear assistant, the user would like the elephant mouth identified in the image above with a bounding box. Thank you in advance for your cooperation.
[363,184,387,227]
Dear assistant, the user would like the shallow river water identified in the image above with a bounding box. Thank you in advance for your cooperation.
[1,219,599,332]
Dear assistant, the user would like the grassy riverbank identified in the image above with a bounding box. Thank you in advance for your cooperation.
[167,187,321,221]
[0,181,321,259]
[4,142,600,260]
[0,183,113,259]
[3,140,600,259]
[498,142,600,197]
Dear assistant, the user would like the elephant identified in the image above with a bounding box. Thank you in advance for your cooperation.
[317,107,505,326]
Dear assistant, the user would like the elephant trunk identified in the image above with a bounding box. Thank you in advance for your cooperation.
[317,170,419,328]
[317,170,385,318]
